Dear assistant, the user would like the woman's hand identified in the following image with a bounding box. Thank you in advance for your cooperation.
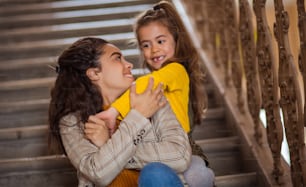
[130,77,167,118]
[96,107,119,136]
[84,115,110,147]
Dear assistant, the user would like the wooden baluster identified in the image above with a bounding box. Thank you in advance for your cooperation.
[296,0,306,184]
[239,0,263,143]
[253,0,284,184]
[224,0,244,112]
[208,0,222,67]
[192,0,212,51]
[217,0,229,81]
[273,0,305,186]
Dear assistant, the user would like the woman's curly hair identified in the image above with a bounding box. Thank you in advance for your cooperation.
[48,37,108,154]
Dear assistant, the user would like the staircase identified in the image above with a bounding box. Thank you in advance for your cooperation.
[0,0,261,186]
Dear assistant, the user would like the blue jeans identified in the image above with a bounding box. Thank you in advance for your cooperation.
[184,155,215,187]
[138,162,184,187]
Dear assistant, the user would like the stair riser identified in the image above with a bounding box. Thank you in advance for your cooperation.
[0,0,158,16]
[1,13,136,30]
[192,119,232,140]
[1,57,140,82]
[0,170,77,187]
[0,107,48,128]
[1,24,133,44]
[0,86,51,103]
[0,139,48,159]
[0,44,136,61]
[0,39,136,61]
[207,151,242,176]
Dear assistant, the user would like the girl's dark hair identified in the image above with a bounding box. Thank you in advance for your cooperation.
[48,37,108,154]
[134,1,208,125]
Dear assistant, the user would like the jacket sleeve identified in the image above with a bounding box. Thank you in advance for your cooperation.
[60,110,152,186]
[125,104,192,173]
[111,62,188,118]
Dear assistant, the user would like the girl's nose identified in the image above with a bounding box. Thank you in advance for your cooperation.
[151,44,159,53]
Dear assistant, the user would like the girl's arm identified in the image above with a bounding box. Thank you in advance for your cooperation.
[112,62,188,118]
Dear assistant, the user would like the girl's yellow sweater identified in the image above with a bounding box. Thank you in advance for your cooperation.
[111,62,190,132]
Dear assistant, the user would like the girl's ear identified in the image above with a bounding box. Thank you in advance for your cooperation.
[86,68,100,81]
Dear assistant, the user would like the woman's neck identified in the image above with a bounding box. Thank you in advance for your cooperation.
[102,90,120,106]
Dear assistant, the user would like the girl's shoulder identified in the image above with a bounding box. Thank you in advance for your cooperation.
[163,62,186,72]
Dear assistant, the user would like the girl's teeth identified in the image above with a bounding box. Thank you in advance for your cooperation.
[153,56,163,62]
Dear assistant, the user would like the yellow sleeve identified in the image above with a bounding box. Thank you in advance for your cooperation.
[111,62,188,118]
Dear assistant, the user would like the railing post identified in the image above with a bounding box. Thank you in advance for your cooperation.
[274,0,305,186]
[296,0,306,185]
[239,0,263,144]
[253,0,284,184]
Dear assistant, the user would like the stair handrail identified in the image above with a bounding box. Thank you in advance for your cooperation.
[172,0,306,186]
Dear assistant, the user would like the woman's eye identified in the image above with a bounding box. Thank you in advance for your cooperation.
[116,55,121,61]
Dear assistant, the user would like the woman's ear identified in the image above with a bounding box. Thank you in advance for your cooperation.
[86,68,100,81]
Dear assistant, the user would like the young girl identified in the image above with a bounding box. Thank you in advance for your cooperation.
[95,1,215,186]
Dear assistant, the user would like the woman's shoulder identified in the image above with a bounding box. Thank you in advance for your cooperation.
[60,112,81,127]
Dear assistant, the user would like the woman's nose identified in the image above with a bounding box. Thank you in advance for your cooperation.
[125,60,133,69]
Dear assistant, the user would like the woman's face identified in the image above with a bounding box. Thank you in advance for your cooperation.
[98,43,134,101]
[138,21,176,70]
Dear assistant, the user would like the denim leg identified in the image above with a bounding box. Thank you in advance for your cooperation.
[138,162,184,187]
[184,155,215,187]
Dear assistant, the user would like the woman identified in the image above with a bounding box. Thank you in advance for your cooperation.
[48,37,191,186]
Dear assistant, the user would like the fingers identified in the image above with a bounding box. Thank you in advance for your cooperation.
[130,81,136,96]
[159,96,167,107]
[144,76,154,93]
[95,111,107,119]
[153,82,163,95]
[85,116,108,134]
[88,115,105,126]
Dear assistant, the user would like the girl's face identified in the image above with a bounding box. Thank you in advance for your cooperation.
[98,43,134,101]
[138,21,176,70]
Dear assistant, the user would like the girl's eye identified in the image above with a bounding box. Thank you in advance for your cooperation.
[158,39,165,44]
[141,43,150,49]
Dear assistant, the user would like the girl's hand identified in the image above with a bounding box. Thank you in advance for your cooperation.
[84,115,109,147]
[96,108,119,135]
[130,77,167,118]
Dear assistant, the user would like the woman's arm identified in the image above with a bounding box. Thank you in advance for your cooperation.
[60,111,152,186]
[60,80,166,186]
[125,103,192,173]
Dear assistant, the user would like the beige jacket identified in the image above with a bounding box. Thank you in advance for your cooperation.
[60,104,192,187]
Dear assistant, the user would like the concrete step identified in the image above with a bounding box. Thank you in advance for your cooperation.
[192,111,233,140]
[0,4,152,29]
[0,18,134,44]
[197,137,242,176]
[0,78,219,129]
[0,32,137,61]
[0,136,255,186]
[0,0,158,16]
[0,107,226,158]
[0,154,257,187]
[0,136,240,172]
[0,68,150,103]
[0,98,49,128]
[0,48,140,81]
[215,172,258,187]
[0,155,77,187]
[0,77,55,102]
